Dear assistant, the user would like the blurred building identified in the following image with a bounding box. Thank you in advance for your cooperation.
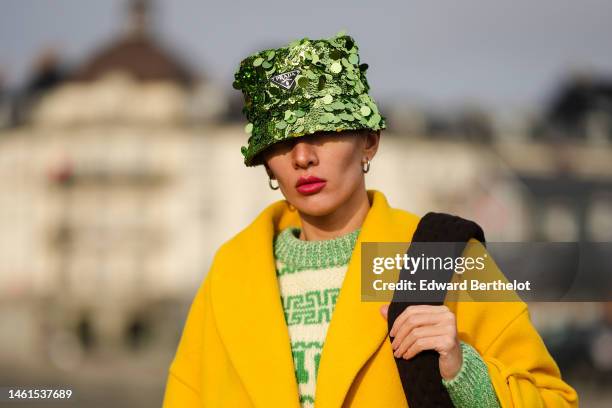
[538,72,612,144]
[0,0,266,368]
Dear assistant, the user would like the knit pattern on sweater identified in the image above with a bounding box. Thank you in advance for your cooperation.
[273,226,360,407]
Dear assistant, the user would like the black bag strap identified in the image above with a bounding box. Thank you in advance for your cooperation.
[387,212,486,407]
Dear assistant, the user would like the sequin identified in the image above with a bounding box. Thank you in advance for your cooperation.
[360,105,371,117]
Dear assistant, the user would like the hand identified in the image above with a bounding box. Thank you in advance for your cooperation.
[380,304,462,381]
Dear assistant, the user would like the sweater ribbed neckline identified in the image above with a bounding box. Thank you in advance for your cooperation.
[274,226,361,270]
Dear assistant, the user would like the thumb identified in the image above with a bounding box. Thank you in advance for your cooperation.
[380,303,389,319]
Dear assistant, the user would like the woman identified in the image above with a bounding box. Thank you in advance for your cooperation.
[162,32,578,407]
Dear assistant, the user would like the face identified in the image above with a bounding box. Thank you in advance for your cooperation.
[262,130,380,217]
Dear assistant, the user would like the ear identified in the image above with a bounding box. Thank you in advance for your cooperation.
[363,130,380,160]
[263,163,275,179]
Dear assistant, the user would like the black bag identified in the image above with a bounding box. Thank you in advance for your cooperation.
[386,212,486,407]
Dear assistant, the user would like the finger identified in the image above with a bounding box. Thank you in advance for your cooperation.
[389,305,452,337]
[393,325,449,358]
[404,304,450,314]
[402,335,456,360]
[390,313,448,349]
[390,305,450,337]
[380,304,389,319]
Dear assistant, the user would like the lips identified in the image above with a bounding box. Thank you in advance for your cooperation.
[296,175,326,187]
[295,175,327,195]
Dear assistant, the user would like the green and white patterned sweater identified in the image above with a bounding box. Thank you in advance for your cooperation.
[274,225,359,406]
[273,225,500,408]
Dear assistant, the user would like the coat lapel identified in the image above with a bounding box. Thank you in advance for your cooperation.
[314,190,418,408]
[211,198,303,407]
[210,189,419,408]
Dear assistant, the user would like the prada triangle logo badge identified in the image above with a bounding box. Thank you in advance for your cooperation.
[270,69,300,91]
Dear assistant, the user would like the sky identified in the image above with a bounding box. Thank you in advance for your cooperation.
[2,0,612,113]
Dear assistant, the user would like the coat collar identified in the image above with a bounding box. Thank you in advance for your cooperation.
[210,189,419,407]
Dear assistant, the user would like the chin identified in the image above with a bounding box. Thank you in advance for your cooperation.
[292,192,343,217]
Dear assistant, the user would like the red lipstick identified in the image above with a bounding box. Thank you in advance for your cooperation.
[295,175,327,195]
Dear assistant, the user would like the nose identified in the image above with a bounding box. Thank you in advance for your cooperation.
[291,139,318,169]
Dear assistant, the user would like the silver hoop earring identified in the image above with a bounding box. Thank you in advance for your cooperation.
[268,176,280,190]
[362,158,371,174]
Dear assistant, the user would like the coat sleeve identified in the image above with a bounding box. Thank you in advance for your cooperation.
[162,249,254,408]
[162,273,210,407]
[480,303,579,407]
[455,239,579,407]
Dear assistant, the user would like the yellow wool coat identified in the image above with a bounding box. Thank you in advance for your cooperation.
[162,189,579,407]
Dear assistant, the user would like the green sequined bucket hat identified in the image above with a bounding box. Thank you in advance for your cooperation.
[233,31,386,167]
